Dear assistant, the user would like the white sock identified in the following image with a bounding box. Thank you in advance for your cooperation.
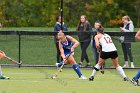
[91,64,101,76]
[116,66,126,78]
[0,66,3,76]
[125,61,128,65]
[131,62,134,65]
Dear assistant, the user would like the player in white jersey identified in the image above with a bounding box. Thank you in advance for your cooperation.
[89,27,128,81]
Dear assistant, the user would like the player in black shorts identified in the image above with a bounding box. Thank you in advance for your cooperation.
[89,27,128,81]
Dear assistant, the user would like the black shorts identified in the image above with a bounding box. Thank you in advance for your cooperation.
[100,51,118,59]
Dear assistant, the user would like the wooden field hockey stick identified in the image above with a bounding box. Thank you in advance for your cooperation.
[5,56,22,65]
[51,51,73,79]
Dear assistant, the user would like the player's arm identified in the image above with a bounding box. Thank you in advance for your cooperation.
[94,35,101,53]
[66,35,79,52]
[135,30,140,41]
[94,35,100,48]
[0,50,6,59]
[58,41,65,60]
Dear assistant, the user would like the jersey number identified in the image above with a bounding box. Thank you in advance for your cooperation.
[104,37,112,44]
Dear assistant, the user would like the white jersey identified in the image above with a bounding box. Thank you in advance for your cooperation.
[99,34,117,52]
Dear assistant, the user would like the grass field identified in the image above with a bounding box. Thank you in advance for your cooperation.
[0,67,140,93]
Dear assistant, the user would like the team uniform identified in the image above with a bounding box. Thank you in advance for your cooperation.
[99,34,118,59]
[61,37,74,56]
[56,36,87,79]
[89,33,127,81]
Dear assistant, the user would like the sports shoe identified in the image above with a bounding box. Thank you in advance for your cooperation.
[89,76,94,81]
[131,64,135,68]
[131,78,139,86]
[123,64,129,68]
[124,77,129,81]
[0,76,10,79]
[100,70,105,74]
[55,63,59,67]
[78,62,82,67]
[79,75,87,80]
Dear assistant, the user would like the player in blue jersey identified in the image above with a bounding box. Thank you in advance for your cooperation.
[55,31,87,80]
[131,30,140,86]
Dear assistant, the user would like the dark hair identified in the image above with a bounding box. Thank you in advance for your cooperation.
[95,20,101,24]
[56,15,63,21]
[95,20,102,28]
[97,27,104,34]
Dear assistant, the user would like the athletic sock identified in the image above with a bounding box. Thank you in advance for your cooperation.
[72,64,82,78]
[0,66,3,76]
[133,69,140,80]
[116,66,127,78]
[90,64,101,76]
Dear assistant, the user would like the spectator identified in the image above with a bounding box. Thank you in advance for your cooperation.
[120,15,134,68]
[54,15,68,63]
[77,15,93,67]
[91,21,102,64]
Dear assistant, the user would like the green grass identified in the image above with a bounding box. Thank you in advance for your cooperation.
[0,68,139,93]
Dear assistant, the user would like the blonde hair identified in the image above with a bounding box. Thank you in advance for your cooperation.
[122,15,131,21]
[58,30,65,36]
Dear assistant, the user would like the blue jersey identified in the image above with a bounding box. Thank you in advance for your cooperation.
[61,37,74,56]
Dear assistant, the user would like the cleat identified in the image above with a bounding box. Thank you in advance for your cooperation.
[131,79,139,86]
[100,70,105,74]
[0,76,10,80]
[124,77,129,81]
[55,63,59,67]
[79,75,87,80]
[89,76,94,81]
[78,62,82,67]
[123,64,129,68]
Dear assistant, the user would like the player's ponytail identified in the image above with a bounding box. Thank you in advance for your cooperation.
[97,27,104,34]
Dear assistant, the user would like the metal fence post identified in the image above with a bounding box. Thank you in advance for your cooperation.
[18,31,21,68]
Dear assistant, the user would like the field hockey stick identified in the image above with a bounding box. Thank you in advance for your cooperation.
[97,47,105,74]
[51,51,73,79]
[5,56,22,65]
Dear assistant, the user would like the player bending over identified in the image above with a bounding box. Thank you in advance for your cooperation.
[0,50,10,79]
[56,31,87,80]
[131,30,140,86]
[89,27,128,81]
